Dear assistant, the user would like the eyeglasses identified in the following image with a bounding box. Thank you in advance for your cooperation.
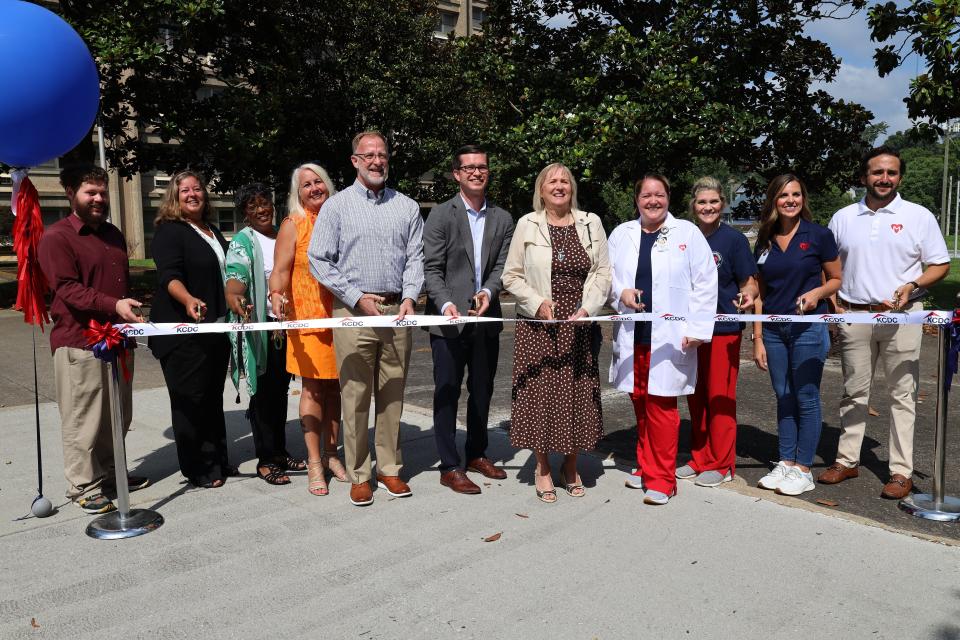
[245,204,274,215]
[353,152,388,163]
[456,165,489,174]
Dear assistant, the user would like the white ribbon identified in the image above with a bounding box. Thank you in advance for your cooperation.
[10,168,28,217]
[115,310,953,337]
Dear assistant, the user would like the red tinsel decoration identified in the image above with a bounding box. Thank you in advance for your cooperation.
[12,175,50,327]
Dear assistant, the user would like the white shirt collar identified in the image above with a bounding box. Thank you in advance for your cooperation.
[857,192,903,216]
[460,194,487,215]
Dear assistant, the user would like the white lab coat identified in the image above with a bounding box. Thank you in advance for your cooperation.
[607,213,718,397]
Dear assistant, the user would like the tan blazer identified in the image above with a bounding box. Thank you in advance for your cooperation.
[502,209,611,318]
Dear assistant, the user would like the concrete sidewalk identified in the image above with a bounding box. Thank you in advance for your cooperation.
[2,384,960,639]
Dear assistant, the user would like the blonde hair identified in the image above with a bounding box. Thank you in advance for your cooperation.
[532,163,580,214]
[687,176,726,218]
[286,163,337,220]
[155,170,212,225]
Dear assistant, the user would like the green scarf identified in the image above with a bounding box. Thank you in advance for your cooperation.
[225,226,271,396]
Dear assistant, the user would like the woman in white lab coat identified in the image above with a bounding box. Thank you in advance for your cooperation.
[607,174,718,504]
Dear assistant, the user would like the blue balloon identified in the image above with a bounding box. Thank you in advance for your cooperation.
[0,1,100,168]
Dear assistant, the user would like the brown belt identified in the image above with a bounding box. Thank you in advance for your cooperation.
[368,292,401,305]
[840,299,887,312]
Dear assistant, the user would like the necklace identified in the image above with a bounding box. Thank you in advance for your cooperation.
[551,224,568,262]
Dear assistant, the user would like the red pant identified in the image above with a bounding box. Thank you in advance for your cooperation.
[630,344,679,495]
[685,333,741,475]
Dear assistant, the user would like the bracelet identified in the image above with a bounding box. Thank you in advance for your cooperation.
[269,290,285,297]
[907,281,919,291]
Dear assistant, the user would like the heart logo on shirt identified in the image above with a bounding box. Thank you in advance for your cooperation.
[891,223,903,234]
[678,244,686,251]
[799,242,809,250]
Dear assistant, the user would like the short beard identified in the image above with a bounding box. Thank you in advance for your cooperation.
[360,166,387,188]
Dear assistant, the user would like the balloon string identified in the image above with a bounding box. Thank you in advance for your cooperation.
[33,328,43,496]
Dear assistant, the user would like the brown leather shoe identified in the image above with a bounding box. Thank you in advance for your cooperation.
[881,474,913,499]
[466,457,507,480]
[349,482,374,506]
[376,474,412,497]
[817,462,859,484]
[440,469,482,494]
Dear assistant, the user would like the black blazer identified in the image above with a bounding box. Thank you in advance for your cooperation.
[148,220,228,359]
[423,195,514,337]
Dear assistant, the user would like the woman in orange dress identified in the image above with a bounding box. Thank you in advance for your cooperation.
[269,163,344,496]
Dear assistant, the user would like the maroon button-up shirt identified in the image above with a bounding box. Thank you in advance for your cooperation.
[37,214,129,353]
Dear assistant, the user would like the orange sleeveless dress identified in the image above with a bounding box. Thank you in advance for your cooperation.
[284,211,338,379]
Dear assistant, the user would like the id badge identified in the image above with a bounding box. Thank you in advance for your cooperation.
[756,249,769,265]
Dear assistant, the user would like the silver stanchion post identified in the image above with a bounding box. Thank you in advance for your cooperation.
[899,308,960,521]
[86,359,164,539]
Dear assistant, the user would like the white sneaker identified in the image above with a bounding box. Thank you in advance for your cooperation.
[675,464,697,480]
[758,461,789,490]
[624,472,644,490]
[776,467,815,496]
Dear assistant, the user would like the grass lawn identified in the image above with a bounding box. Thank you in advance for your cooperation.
[928,258,960,310]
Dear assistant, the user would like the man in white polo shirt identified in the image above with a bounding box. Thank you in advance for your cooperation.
[819,146,950,499]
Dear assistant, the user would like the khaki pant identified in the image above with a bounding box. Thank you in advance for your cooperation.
[835,302,922,476]
[53,347,134,500]
[332,300,412,484]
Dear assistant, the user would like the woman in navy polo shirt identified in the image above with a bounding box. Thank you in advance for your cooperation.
[677,177,758,488]
[753,174,841,496]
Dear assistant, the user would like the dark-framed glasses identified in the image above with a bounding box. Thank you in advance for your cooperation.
[456,164,489,174]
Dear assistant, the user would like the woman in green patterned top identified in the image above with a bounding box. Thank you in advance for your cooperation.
[225,183,303,485]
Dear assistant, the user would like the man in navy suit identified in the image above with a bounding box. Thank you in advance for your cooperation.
[423,145,515,494]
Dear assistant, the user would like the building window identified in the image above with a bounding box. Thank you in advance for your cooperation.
[40,208,69,227]
[218,207,237,233]
[471,7,486,31]
[436,10,457,37]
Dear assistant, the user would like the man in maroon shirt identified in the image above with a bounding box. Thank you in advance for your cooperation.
[38,165,148,514]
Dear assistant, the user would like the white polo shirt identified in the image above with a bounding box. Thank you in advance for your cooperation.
[828,193,949,304]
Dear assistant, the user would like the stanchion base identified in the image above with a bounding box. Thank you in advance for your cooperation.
[898,494,960,522]
[85,508,164,540]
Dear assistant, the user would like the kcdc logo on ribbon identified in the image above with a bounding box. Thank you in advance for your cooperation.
[117,323,145,336]
[873,313,901,325]
[924,312,950,325]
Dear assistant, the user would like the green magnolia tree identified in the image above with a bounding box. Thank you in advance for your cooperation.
[57,0,458,201]
[49,0,877,224]
[869,0,960,124]
[447,0,874,223]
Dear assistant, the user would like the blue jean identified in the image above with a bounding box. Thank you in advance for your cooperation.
[762,322,830,467]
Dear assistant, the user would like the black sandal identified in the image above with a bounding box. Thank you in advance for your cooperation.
[189,477,225,489]
[284,456,307,472]
[257,464,291,486]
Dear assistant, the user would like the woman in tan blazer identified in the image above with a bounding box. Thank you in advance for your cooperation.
[502,163,611,502]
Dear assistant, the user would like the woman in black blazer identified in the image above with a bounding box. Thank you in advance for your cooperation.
[149,170,233,488]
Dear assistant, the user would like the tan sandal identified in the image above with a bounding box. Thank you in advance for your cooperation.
[306,460,328,496]
[323,453,349,483]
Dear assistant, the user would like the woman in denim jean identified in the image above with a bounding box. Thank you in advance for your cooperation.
[752,174,842,496]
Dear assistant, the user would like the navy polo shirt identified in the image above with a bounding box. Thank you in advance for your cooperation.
[755,218,838,315]
[706,223,757,334]
[634,230,657,345]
